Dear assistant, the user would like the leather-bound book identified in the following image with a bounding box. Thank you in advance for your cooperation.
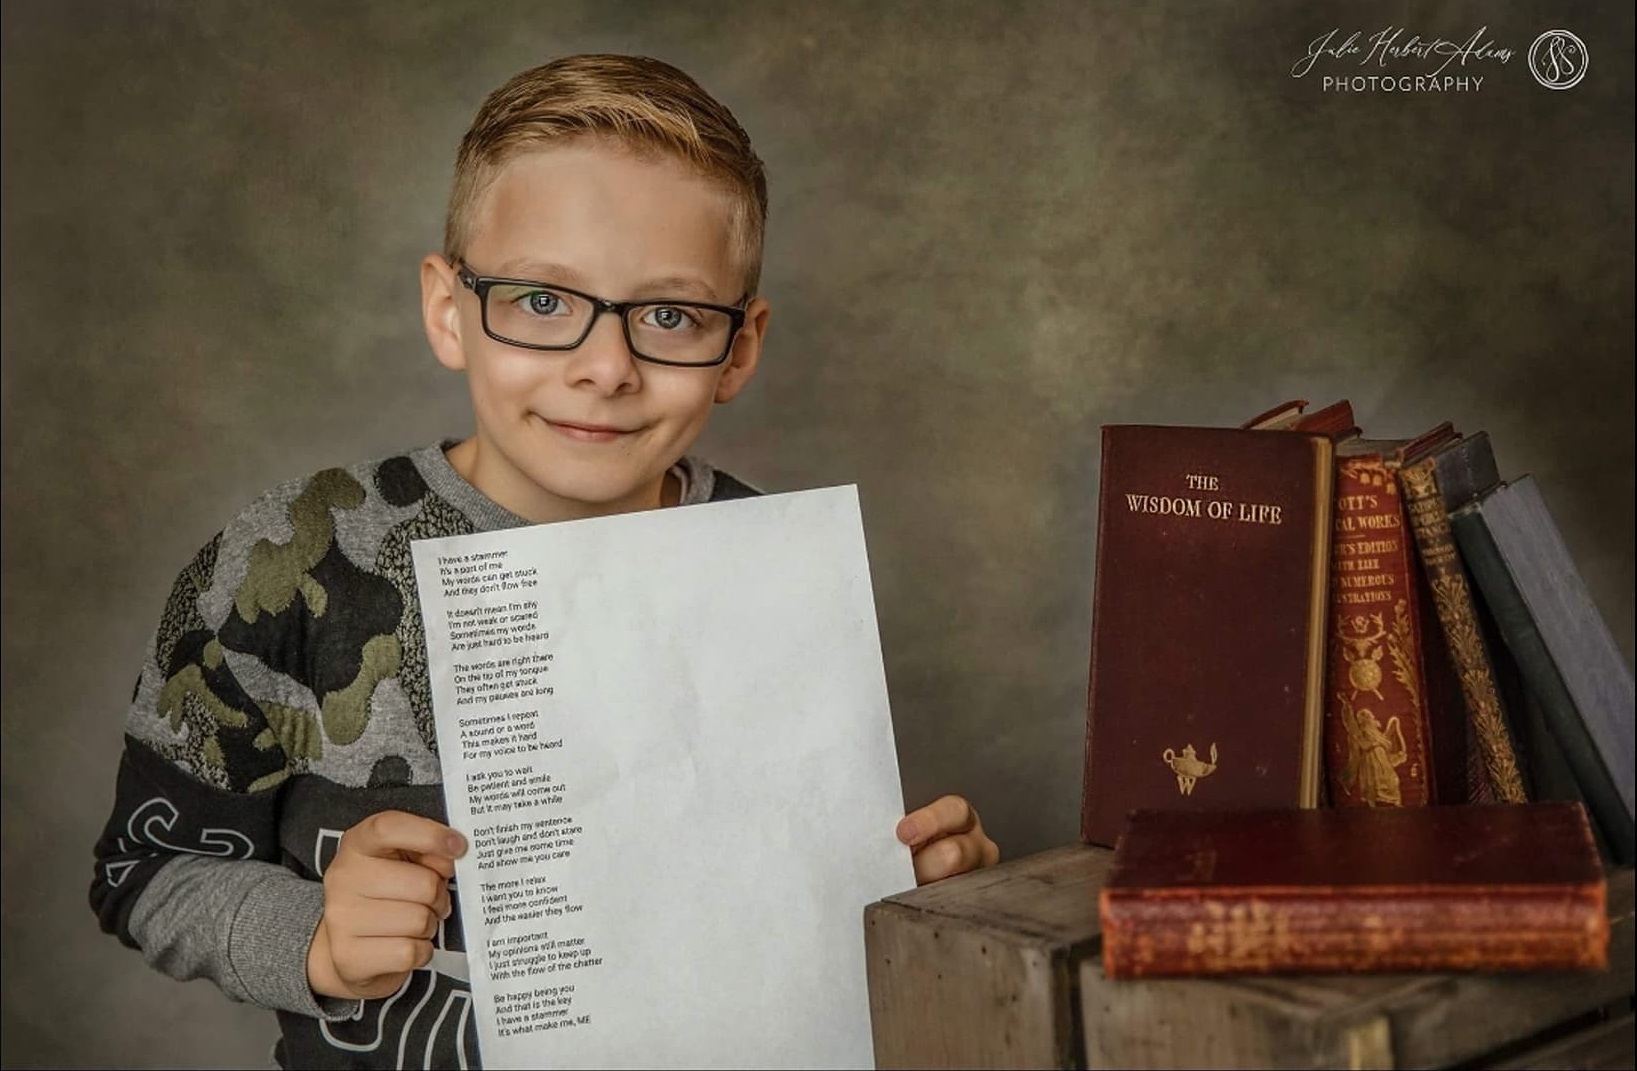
[1451,478,1637,864]
[1322,424,1458,808]
[1079,425,1334,848]
[1432,431,1516,804]
[1402,438,1528,803]
[1099,802,1609,978]
[1240,398,1359,438]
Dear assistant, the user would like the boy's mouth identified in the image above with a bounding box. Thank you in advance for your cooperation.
[541,418,638,443]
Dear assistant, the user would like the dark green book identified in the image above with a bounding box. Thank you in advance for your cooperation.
[1450,482,1635,865]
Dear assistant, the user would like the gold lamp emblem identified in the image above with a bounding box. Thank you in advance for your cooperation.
[1162,742,1219,796]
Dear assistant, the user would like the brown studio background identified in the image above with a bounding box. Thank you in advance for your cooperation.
[2,1,1632,1066]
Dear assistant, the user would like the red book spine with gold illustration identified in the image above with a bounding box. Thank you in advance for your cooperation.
[1099,803,1609,978]
[1324,454,1438,806]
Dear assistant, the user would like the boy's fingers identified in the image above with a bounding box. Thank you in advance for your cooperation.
[896,795,978,847]
[408,850,458,881]
[336,937,435,992]
[910,829,1003,885]
[340,899,443,941]
[912,833,981,885]
[346,857,452,909]
[345,810,467,862]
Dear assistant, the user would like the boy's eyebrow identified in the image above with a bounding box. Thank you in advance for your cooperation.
[629,275,723,302]
[493,259,594,288]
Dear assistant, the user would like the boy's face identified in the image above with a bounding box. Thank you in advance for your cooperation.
[421,140,768,523]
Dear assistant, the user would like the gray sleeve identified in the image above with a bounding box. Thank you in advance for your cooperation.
[128,855,361,1021]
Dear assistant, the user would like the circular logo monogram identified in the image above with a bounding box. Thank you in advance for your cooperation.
[1529,30,1588,89]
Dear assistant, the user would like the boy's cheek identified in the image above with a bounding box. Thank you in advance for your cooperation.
[466,360,561,412]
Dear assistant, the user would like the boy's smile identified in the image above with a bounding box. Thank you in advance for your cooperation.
[421,140,769,524]
[545,420,636,443]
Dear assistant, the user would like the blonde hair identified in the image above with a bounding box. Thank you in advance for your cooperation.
[445,54,768,294]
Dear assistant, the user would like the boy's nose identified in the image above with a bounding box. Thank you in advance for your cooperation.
[563,312,642,393]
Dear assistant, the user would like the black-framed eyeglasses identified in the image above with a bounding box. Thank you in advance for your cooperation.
[455,263,748,368]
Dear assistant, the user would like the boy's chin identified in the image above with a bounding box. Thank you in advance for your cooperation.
[517,459,666,512]
[466,434,673,517]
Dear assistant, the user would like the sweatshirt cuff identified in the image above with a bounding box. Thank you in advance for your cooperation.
[228,871,362,1022]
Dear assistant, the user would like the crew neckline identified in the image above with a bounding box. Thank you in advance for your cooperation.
[408,442,714,532]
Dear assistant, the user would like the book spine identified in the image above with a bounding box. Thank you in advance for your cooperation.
[1431,430,1500,508]
[1449,505,1637,864]
[1432,431,1509,803]
[1324,458,1435,807]
[1488,478,1637,822]
[1416,577,1494,805]
[1400,458,1528,803]
[1510,680,1620,860]
[1080,428,1118,845]
[1099,886,1608,978]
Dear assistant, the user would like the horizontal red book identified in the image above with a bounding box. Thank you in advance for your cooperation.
[1099,802,1609,978]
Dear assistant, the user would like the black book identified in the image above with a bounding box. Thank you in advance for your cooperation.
[1450,476,1635,864]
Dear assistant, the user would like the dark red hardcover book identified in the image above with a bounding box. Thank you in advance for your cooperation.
[1079,425,1334,847]
[1240,398,1359,439]
[1322,424,1457,808]
[1099,802,1609,978]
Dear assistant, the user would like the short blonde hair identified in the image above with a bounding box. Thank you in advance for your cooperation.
[445,54,768,295]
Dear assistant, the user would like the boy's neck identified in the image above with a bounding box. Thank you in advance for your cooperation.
[443,437,679,524]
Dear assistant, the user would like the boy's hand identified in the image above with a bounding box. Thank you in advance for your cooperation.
[307,811,466,1000]
[895,795,1001,886]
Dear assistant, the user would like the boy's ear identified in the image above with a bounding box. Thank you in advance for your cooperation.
[421,255,468,372]
[714,297,771,404]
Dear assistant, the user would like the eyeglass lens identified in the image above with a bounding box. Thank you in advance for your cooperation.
[483,283,734,365]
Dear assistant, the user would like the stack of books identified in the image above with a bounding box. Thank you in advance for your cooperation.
[1077,401,1634,977]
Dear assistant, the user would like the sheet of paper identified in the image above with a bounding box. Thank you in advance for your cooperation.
[410,485,914,1069]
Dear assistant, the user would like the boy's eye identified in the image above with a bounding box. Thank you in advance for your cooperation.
[520,290,566,316]
[641,305,698,331]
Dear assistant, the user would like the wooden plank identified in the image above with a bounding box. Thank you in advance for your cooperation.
[1080,868,1634,1070]
[1302,867,1635,1070]
[866,902,1074,1069]
[1379,866,1634,1068]
[1487,1009,1636,1070]
[1080,968,1394,1069]
[881,843,1113,947]
[865,843,1114,1068]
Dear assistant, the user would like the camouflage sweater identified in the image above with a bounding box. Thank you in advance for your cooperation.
[90,443,758,1069]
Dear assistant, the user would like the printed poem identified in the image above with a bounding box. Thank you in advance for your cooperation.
[410,485,919,1069]
[432,548,602,1040]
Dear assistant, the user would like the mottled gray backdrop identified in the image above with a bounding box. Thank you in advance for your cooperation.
[3,1,1632,1066]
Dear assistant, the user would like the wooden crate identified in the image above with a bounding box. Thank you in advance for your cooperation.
[864,844,1635,1069]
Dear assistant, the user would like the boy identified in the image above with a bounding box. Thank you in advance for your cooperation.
[90,54,999,1068]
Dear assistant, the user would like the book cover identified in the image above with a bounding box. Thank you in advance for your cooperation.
[1401,445,1527,802]
[1501,655,1620,861]
[1099,802,1609,978]
[1433,431,1513,804]
[1415,570,1479,805]
[1322,425,1456,808]
[1471,477,1636,826]
[1450,486,1636,864]
[1079,425,1333,848]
